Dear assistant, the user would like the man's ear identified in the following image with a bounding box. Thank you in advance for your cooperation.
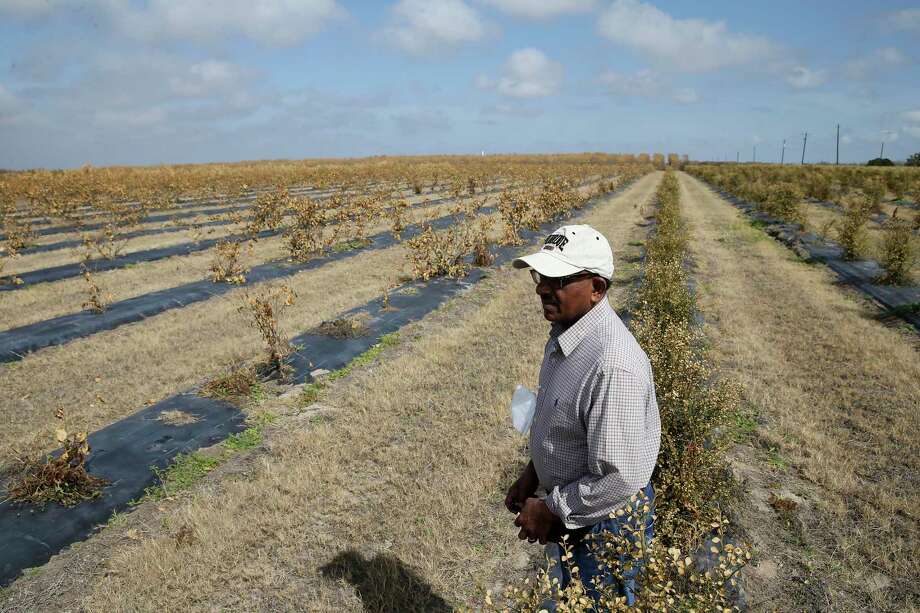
[590,276,608,301]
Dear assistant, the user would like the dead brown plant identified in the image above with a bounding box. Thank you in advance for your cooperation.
[80,263,112,313]
[6,408,108,508]
[239,284,297,377]
[208,239,249,284]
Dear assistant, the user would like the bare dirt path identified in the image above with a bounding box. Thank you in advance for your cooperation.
[677,172,920,612]
[0,173,661,612]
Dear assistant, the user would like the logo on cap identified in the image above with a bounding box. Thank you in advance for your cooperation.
[542,233,568,252]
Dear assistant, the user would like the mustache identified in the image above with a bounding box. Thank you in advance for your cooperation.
[541,298,559,307]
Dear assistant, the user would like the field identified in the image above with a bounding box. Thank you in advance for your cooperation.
[1,156,919,611]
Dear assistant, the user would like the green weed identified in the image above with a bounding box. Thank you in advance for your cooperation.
[138,452,220,503]
[223,427,263,451]
[766,446,788,471]
[301,382,325,404]
[732,411,759,442]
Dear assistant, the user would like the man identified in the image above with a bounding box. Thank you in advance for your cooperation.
[506,224,661,604]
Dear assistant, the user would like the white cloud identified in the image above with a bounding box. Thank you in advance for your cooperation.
[882,9,920,34]
[902,110,920,139]
[392,109,452,135]
[485,48,563,98]
[844,47,907,80]
[0,84,28,126]
[598,69,698,103]
[0,84,17,112]
[786,65,826,89]
[597,0,778,72]
[118,0,343,46]
[599,69,662,96]
[89,54,251,103]
[95,106,168,129]
[383,0,488,55]
[0,0,62,16]
[169,61,246,97]
[480,0,595,19]
[881,130,899,143]
[0,0,343,46]
[672,88,698,104]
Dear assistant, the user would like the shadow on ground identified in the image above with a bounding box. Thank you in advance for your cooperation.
[320,550,452,612]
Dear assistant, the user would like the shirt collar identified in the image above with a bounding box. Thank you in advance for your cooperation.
[550,299,613,357]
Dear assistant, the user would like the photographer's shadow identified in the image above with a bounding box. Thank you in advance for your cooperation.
[320,550,451,613]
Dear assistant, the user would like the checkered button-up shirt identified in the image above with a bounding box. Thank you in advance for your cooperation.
[530,299,661,529]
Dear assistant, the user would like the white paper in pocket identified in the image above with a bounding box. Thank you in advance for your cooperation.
[510,384,537,434]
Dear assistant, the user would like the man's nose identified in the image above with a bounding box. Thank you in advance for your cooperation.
[535,280,551,296]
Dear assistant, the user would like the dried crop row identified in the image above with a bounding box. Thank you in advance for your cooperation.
[2,171,525,286]
[0,185,508,332]
[687,163,919,210]
[0,173,603,330]
[0,157,629,282]
[0,179,431,255]
[492,172,749,611]
[796,200,919,282]
[689,164,920,285]
[0,181,471,280]
[0,154,635,237]
[0,169,646,469]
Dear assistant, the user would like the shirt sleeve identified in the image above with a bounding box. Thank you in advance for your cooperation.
[544,366,659,529]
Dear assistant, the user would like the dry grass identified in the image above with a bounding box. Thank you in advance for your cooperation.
[156,410,199,426]
[679,173,920,611]
[0,173,661,612]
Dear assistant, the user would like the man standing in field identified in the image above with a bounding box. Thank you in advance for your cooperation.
[506,224,661,605]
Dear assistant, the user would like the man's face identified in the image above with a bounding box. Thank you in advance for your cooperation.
[535,273,607,325]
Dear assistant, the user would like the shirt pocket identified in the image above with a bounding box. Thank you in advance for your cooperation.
[543,393,582,444]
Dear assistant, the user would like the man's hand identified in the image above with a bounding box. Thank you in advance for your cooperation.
[514,497,560,545]
[505,461,539,513]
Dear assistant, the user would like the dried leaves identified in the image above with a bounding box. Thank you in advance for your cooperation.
[208,239,250,284]
[7,408,108,507]
[239,284,296,377]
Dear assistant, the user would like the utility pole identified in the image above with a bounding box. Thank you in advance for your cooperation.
[736,151,740,163]
[801,132,808,165]
[781,139,786,165]
[880,142,885,159]
[835,124,840,165]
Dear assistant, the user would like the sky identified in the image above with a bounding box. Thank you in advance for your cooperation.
[1,0,919,169]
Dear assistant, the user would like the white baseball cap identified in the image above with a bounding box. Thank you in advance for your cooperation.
[513,224,614,280]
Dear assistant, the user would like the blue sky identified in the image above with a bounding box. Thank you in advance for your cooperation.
[1,0,919,169]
